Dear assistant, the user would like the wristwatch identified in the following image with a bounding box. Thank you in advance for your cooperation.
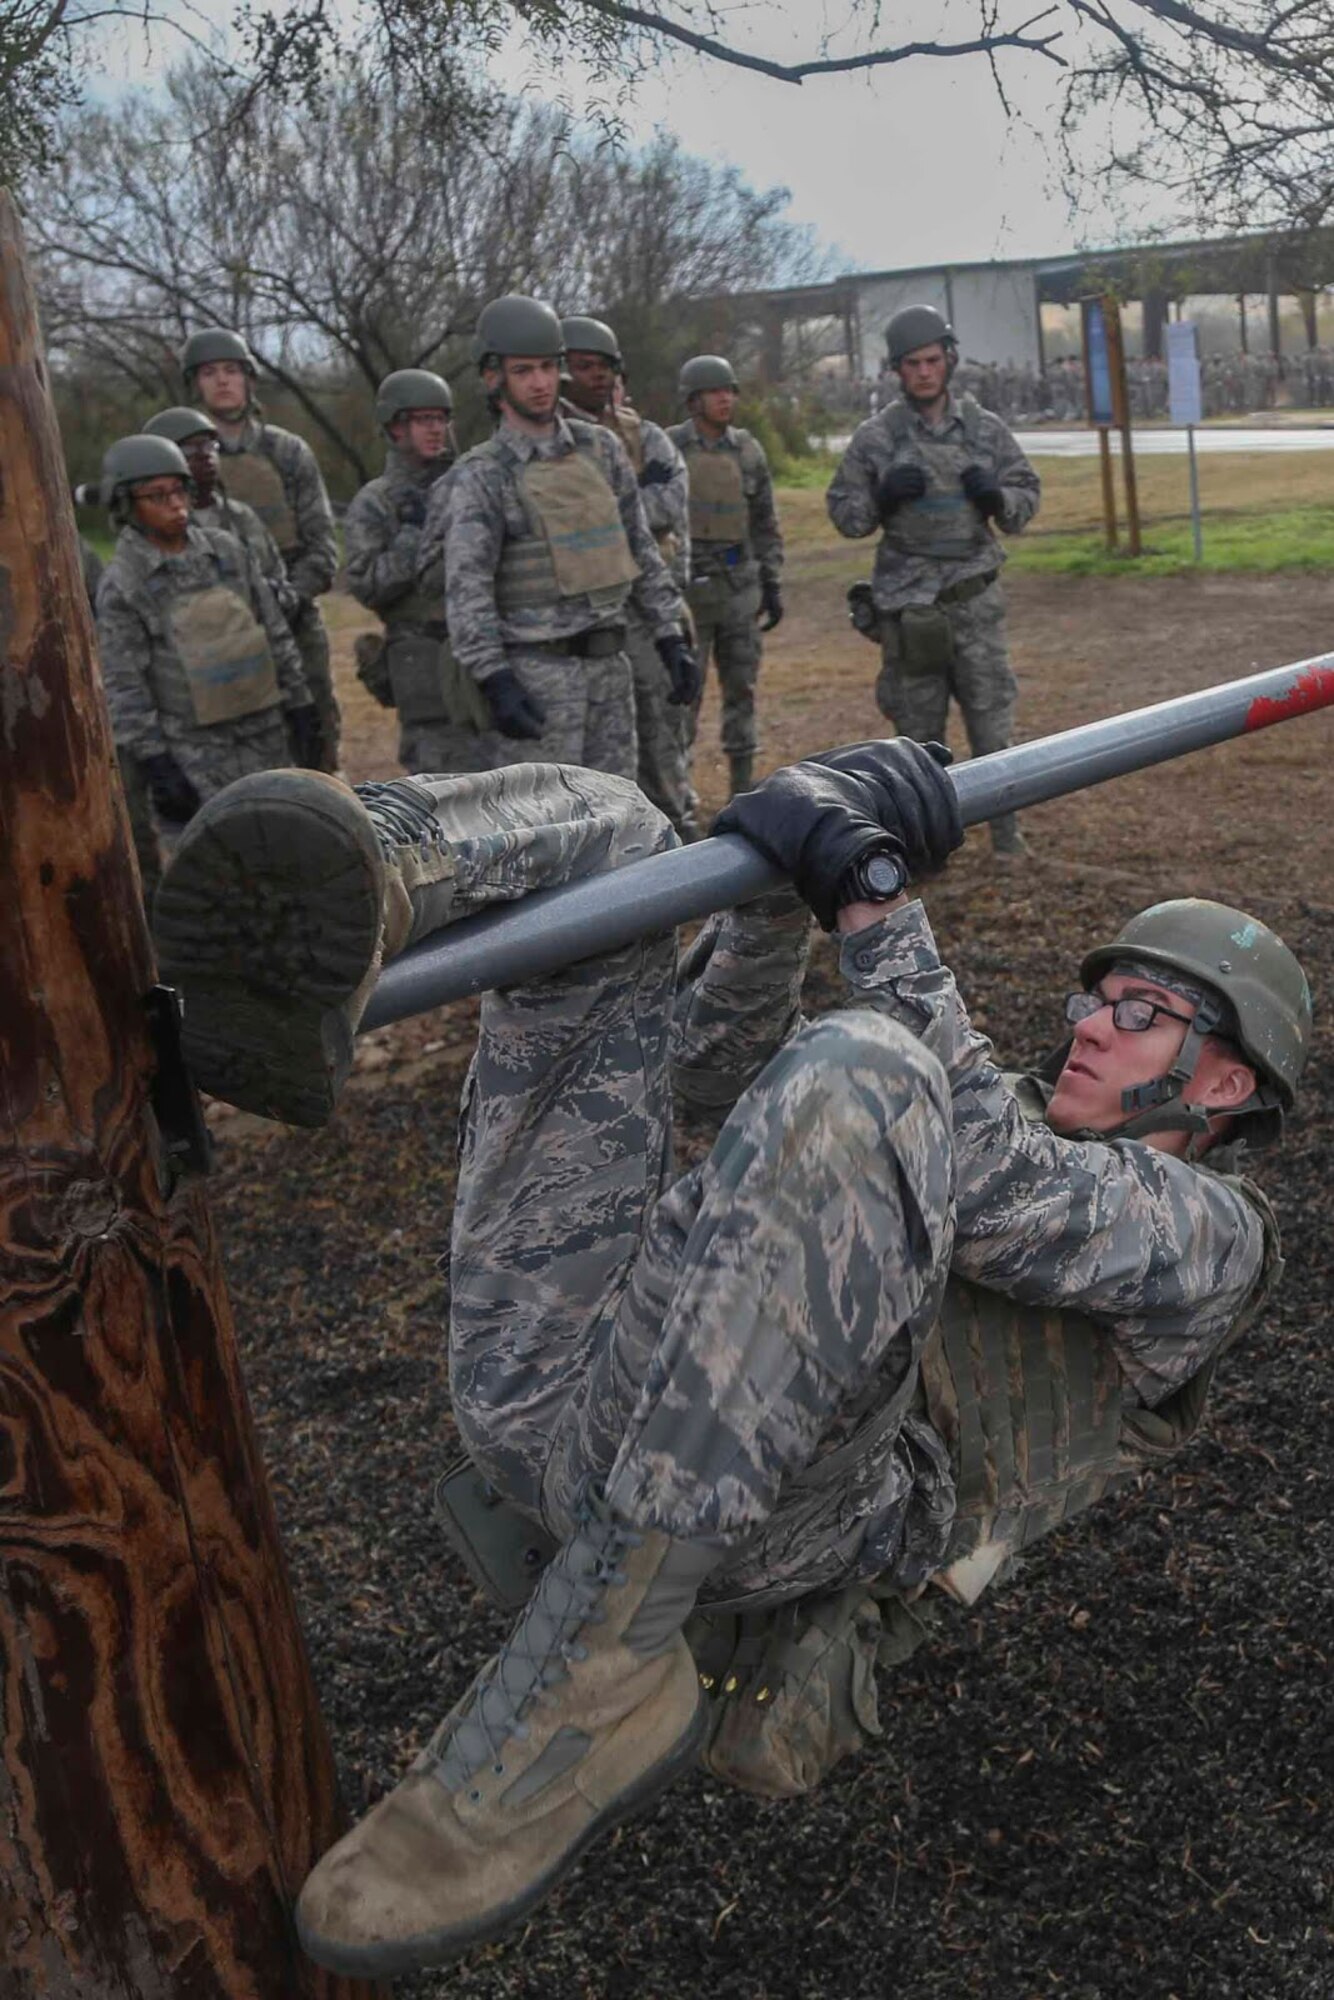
[837,849,908,907]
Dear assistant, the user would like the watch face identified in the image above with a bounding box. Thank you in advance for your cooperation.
[864,854,904,896]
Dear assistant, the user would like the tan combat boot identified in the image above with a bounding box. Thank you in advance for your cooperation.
[152,771,457,1126]
[296,1491,717,1977]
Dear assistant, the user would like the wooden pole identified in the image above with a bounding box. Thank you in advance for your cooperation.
[0,192,383,1999]
[1097,428,1119,550]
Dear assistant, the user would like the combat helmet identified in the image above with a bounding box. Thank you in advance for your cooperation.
[885,304,956,368]
[101,434,194,524]
[471,295,564,367]
[680,354,739,397]
[144,406,219,446]
[375,369,454,430]
[179,328,257,384]
[1079,899,1312,1146]
[561,316,622,366]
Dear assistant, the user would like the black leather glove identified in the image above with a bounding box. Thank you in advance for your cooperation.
[143,751,201,826]
[758,579,784,632]
[656,632,701,707]
[396,490,427,527]
[714,739,962,931]
[639,459,675,488]
[286,702,325,770]
[482,667,546,740]
[876,462,927,515]
[960,463,1004,521]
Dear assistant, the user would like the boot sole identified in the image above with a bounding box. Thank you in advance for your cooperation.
[151,772,385,1127]
[295,1694,709,1978]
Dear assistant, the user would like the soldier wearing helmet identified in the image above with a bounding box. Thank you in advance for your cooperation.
[144,406,294,621]
[342,370,476,776]
[558,313,698,839]
[146,732,1309,1971]
[180,328,341,774]
[827,302,1042,857]
[94,433,320,847]
[668,353,785,800]
[438,295,695,779]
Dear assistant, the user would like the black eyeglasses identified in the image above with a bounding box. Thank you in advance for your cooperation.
[1064,990,1195,1034]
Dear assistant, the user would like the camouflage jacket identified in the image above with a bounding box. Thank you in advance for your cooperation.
[665,417,783,589]
[558,398,691,588]
[95,521,309,760]
[672,893,1272,1409]
[441,414,686,687]
[344,446,454,627]
[217,416,337,601]
[825,392,1040,611]
[194,488,294,620]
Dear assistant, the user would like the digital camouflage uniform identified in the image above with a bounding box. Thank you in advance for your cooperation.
[666,416,783,778]
[441,415,687,780]
[217,416,340,771]
[194,487,294,619]
[343,446,476,775]
[95,520,310,803]
[83,534,158,900]
[560,396,696,837]
[826,392,1040,849]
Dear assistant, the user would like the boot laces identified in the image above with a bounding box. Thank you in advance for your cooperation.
[355,778,449,858]
[432,1505,642,1795]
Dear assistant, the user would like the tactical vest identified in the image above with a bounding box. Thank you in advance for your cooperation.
[881,395,995,562]
[610,406,645,475]
[220,439,299,554]
[686,442,749,548]
[492,426,639,614]
[149,548,280,727]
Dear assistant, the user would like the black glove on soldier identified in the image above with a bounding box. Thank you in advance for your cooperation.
[286,702,325,770]
[960,463,1004,521]
[656,633,701,707]
[714,739,962,931]
[876,462,927,516]
[143,751,201,825]
[483,667,546,740]
[758,579,784,632]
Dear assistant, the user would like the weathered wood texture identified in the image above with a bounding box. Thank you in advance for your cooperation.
[0,194,382,1997]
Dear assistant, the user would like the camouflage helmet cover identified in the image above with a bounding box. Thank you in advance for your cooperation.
[472,295,564,365]
[144,405,219,446]
[179,327,257,379]
[101,433,193,496]
[561,316,622,365]
[1080,898,1312,1112]
[886,304,956,366]
[679,354,739,397]
[375,368,454,428]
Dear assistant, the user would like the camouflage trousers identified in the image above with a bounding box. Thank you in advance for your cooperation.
[628,617,699,841]
[406,764,957,1606]
[292,600,341,774]
[161,709,293,805]
[476,644,636,781]
[876,579,1020,849]
[686,571,763,760]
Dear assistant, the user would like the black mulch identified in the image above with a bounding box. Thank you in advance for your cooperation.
[211,855,1334,2000]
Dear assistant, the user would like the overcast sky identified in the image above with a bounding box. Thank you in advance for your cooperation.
[93,0,1182,275]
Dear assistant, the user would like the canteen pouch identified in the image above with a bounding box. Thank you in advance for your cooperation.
[898,602,956,676]
[433,1457,557,1611]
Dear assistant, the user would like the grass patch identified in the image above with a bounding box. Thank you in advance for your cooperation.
[1007,506,1334,577]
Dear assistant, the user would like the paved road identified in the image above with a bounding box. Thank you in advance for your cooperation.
[822,425,1334,458]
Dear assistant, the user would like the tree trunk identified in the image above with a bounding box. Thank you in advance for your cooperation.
[0,190,382,1999]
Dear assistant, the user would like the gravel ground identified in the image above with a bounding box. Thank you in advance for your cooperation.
[210,568,1334,1998]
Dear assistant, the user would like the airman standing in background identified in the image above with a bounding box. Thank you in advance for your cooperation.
[559,314,698,838]
[344,370,480,775]
[668,354,784,800]
[180,328,341,773]
[826,304,1041,858]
